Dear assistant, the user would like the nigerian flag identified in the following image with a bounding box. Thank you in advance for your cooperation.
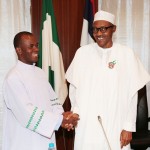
[38,0,68,104]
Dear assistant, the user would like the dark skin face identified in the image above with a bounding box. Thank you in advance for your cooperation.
[93,20,116,48]
[16,35,39,65]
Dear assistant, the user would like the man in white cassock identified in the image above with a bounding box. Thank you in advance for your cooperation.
[65,10,150,150]
[2,31,79,150]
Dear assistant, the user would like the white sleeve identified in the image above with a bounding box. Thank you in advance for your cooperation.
[3,77,63,139]
[123,92,138,132]
[69,84,80,115]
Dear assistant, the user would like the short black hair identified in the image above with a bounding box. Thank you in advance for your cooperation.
[13,31,33,48]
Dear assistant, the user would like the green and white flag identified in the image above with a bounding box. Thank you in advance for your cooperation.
[38,0,68,104]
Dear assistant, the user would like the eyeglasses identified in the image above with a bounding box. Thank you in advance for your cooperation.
[92,25,114,33]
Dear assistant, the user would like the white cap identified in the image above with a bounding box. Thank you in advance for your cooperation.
[94,10,115,25]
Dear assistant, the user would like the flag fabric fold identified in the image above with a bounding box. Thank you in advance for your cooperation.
[80,0,96,46]
[38,0,68,104]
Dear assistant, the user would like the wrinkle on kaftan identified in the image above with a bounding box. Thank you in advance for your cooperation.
[66,43,150,150]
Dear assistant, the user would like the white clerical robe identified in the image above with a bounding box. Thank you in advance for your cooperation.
[2,61,64,150]
[65,43,150,150]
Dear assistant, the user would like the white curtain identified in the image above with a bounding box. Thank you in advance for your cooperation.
[99,0,150,149]
[0,0,31,148]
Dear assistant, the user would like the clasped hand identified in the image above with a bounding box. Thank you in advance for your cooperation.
[61,111,79,131]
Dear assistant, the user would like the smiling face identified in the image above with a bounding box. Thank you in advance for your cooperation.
[16,34,39,65]
[93,20,116,48]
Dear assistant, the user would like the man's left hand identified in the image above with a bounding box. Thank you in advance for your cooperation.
[120,130,132,148]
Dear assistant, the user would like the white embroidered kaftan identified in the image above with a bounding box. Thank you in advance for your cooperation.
[2,61,64,150]
[66,43,150,150]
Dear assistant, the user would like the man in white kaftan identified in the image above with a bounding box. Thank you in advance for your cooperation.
[3,60,63,150]
[65,11,150,150]
[2,31,79,150]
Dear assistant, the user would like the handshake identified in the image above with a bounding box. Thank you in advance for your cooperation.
[61,112,80,131]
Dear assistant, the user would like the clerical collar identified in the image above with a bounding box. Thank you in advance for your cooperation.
[17,60,36,69]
